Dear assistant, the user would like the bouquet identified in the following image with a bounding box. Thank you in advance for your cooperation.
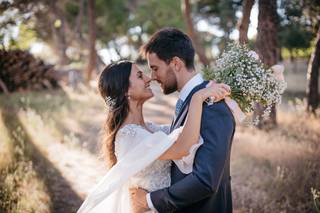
[203,42,287,123]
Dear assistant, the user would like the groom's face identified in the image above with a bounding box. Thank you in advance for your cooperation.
[147,53,177,95]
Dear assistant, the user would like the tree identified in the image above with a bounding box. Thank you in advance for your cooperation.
[307,26,320,114]
[238,0,255,44]
[181,0,210,65]
[279,0,320,113]
[85,0,97,83]
[255,0,279,128]
[48,1,70,65]
[304,0,320,114]
[196,0,241,53]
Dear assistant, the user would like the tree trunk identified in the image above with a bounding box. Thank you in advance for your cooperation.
[49,1,70,66]
[75,0,85,41]
[0,77,9,94]
[306,26,320,114]
[254,0,279,129]
[181,0,210,66]
[238,0,255,44]
[86,0,97,84]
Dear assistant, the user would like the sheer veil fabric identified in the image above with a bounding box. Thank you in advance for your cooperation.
[77,126,183,213]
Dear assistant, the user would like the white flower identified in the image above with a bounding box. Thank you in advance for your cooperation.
[247,50,260,60]
[105,96,116,108]
[271,64,285,81]
[202,42,287,125]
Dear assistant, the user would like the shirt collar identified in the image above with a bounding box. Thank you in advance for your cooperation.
[179,73,204,102]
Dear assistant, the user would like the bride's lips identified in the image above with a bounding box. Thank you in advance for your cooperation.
[145,84,152,92]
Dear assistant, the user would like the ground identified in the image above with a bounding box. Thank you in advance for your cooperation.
[0,81,319,213]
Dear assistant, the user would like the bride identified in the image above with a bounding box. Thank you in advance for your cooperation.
[77,60,230,213]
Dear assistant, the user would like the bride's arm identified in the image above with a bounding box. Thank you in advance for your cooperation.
[159,82,230,160]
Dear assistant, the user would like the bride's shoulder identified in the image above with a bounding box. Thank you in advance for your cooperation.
[116,124,149,138]
[115,124,151,158]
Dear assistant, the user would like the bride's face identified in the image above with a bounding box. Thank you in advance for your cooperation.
[127,64,153,102]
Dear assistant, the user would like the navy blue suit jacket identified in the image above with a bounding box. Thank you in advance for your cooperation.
[150,81,236,213]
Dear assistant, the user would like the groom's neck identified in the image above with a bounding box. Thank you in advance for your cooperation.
[177,68,197,92]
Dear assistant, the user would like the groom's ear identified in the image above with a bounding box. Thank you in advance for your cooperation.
[170,56,183,72]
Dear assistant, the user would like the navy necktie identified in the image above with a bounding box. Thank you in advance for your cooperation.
[175,98,184,117]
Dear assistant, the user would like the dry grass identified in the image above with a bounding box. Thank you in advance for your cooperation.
[232,105,320,213]
[0,82,319,212]
[0,109,50,213]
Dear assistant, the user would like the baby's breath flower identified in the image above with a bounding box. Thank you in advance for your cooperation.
[202,42,287,124]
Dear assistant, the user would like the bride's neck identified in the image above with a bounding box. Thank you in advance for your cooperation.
[124,101,145,126]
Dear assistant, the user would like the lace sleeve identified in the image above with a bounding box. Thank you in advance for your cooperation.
[146,122,171,134]
[173,136,204,174]
[115,124,148,160]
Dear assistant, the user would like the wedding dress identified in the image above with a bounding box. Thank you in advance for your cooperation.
[77,123,203,213]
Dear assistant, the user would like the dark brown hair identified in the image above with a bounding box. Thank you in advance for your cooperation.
[140,27,195,69]
[98,61,132,168]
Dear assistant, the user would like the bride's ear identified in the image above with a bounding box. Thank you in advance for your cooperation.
[125,91,131,100]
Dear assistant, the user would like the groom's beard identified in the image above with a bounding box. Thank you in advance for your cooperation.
[162,67,178,95]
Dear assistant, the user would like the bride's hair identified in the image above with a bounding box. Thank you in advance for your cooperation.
[98,60,132,168]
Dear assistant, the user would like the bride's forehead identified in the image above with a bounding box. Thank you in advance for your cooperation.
[130,64,144,75]
[130,64,139,73]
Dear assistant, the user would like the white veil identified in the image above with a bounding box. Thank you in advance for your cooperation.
[77,128,182,213]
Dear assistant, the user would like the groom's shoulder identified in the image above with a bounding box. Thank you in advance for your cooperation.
[203,100,234,120]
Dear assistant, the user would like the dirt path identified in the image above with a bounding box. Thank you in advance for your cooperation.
[21,84,178,212]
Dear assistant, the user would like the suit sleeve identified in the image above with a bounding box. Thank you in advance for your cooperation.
[150,101,235,212]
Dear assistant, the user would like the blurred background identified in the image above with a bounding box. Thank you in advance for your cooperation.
[0,0,319,212]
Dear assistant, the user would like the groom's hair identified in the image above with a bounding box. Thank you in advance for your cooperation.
[141,28,195,69]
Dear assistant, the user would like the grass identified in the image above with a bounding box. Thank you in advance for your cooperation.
[0,83,319,212]
[232,106,320,213]
[0,109,50,213]
[0,86,98,212]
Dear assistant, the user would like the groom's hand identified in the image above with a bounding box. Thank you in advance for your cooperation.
[129,187,149,213]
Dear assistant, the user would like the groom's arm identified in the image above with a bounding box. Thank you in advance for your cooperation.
[150,101,235,212]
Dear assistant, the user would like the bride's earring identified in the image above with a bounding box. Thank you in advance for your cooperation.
[126,93,131,100]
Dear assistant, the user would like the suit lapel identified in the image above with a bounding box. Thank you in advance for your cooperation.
[170,81,208,132]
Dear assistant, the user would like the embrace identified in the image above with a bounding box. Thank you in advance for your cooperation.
[78,28,235,213]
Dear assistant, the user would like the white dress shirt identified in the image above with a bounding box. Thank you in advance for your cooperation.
[179,73,204,102]
[146,73,204,212]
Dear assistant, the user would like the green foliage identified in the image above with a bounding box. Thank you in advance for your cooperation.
[278,23,314,55]
[196,0,241,51]
[65,1,79,18]
[278,0,320,58]
[130,0,185,35]
[95,0,130,43]
[281,46,314,59]
[8,23,37,50]
[196,0,241,34]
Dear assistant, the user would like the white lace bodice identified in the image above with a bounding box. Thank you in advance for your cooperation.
[78,123,203,213]
[115,123,172,191]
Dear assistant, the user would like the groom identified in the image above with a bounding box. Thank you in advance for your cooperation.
[130,28,235,213]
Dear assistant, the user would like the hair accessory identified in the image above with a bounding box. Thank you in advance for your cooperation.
[105,96,116,108]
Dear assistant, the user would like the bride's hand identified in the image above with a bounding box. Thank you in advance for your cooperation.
[193,81,231,103]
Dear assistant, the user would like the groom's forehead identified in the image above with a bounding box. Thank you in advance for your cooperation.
[147,53,159,61]
[147,53,165,67]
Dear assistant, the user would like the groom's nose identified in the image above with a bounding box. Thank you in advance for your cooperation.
[151,71,157,81]
[144,75,152,83]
